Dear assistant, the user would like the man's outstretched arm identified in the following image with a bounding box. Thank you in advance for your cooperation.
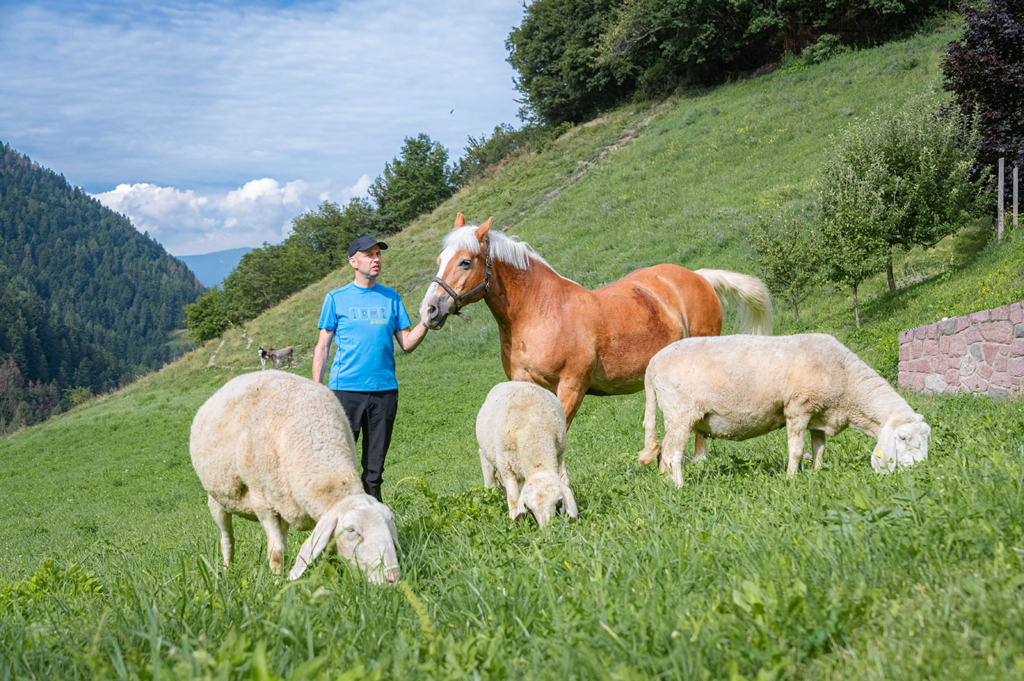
[394,321,428,353]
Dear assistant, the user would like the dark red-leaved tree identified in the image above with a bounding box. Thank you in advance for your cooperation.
[942,0,1024,177]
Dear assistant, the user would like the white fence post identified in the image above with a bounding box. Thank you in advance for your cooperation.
[1014,163,1019,232]
[997,157,1004,242]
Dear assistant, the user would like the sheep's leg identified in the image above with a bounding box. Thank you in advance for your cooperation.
[278,517,290,562]
[692,434,707,462]
[810,430,826,470]
[480,449,495,488]
[662,424,692,488]
[207,495,234,567]
[258,511,286,574]
[638,370,661,465]
[502,473,521,519]
[558,459,579,518]
[785,417,810,477]
[558,458,570,487]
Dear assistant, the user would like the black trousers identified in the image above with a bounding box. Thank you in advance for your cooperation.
[333,389,398,502]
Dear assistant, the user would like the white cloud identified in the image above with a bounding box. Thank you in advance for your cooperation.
[1,1,525,196]
[92,175,372,255]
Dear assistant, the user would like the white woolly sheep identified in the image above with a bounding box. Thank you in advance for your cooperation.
[637,334,930,485]
[476,381,578,527]
[190,370,401,583]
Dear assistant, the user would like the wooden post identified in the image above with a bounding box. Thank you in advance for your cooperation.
[997,157,1004,242]
[1015,163,1019,232]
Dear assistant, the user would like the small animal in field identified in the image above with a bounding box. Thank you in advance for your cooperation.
[476,381,578,527]
[258,346,293,369]
[638,334,930,485]
[190,370,401,583]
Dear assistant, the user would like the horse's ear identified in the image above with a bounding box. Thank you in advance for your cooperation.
[454,213,466,228]
[475,217,493,242]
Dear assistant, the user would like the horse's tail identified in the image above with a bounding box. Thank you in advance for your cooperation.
[694,269,773,335]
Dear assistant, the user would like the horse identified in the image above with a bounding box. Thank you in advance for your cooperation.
[419,214,773,426]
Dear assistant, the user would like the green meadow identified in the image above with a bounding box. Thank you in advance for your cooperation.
[3,21,1024,679]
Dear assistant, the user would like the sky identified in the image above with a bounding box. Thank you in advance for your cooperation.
[0,0,526,255]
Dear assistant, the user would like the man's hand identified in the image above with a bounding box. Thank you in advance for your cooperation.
[395,321,428,353]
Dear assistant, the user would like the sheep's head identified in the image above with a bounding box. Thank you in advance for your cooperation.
[513,471,577,527]
[872,414,930,474]
[289,495,401,584]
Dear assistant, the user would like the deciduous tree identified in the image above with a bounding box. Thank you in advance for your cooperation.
[369,134,455,233]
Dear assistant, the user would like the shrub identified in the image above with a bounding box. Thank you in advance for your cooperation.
[750,212,822,324]
[819,101,992,302]
[184,288,232,346]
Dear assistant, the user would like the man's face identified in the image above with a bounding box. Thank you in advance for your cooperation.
[350,245,382,278]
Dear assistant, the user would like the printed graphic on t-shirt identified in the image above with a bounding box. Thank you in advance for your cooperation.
[350,306,390,325]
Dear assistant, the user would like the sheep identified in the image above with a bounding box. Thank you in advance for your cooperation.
[637,334,931,485]
[190,370,401,583]
[476,381,578,527]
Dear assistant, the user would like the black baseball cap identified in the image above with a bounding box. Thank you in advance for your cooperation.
[347,236,389,258]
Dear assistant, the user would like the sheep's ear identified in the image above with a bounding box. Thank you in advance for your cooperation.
[454,213,466,227]
[561,485,579,519]
[289,511,339,580]
[871,422,895,474]
[385,508,403,558]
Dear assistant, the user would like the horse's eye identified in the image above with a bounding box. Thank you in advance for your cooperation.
[459,259,471,270]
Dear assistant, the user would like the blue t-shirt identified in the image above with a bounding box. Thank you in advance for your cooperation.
[318,282,412,391]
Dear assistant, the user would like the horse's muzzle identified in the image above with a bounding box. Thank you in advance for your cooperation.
[422,295,456,330]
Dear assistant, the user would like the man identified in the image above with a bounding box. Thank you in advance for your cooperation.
[312,236,428,501]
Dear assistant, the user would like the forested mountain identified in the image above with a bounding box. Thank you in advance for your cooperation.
[0,143,202,433]
[179,247,252,288]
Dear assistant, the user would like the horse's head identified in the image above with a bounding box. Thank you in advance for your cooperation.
[419,213,492,329]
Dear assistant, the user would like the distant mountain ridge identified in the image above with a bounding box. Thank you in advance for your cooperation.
[179,247,252,288]
[0,142,202,432]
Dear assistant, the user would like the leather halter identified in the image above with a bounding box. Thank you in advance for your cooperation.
[432,236,492,320]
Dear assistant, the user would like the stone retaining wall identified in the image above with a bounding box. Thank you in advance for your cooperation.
[897,301,1024,399]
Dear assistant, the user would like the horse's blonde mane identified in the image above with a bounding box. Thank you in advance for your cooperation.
[442,225,552,271]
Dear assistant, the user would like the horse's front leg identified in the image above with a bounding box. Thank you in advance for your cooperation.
[555,379,589,428]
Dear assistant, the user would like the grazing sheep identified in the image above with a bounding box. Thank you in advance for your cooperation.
[477,381,578,527]
[637,334,931,485]
[190,370,401,583]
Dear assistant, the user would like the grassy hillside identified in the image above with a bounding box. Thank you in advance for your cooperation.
[3,21,1024,679]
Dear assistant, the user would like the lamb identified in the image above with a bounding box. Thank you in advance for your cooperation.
[476,381,578,527]
[190,370,401,583]
[637,334,931,486]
